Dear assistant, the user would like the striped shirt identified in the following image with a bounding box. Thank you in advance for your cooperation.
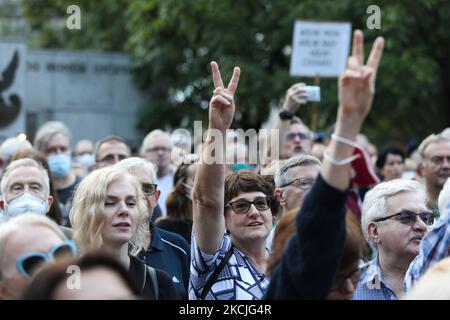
[189,233,269,300]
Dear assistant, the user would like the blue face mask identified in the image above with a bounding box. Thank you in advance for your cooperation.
[231,164,255,172]
[47,154,71,178]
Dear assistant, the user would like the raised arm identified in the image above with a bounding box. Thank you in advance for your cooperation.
[265,30,384,299]
[193,61,241,254]
[322,30,384,189]
[260,83,307,160]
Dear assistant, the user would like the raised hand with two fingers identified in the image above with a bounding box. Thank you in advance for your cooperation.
[208,61,240,132]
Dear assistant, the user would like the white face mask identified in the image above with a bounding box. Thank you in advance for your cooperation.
[4,193,48,217]
[76,153,95,168]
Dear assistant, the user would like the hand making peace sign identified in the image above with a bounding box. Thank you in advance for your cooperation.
[338,30,384,125]
[208,61,240,132]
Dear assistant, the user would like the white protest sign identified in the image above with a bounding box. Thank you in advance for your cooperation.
[290,21,351,77]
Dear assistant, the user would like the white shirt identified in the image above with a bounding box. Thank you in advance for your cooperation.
[157,173,174,216]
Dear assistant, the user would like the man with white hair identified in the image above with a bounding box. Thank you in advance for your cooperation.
[265,154,321,250]
[404,177,450,291]
[141,130,175,216]
[0,158,53,223]
[274,154,321,215]
[354,179,433,300]
[115,157,190,299]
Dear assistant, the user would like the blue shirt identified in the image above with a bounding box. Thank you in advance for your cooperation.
[404,203,450,291]
[139,224,190,299]
[353,257,398,300]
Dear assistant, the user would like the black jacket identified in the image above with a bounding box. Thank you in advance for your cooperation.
[128,255,180,300]
[264,174,348,299]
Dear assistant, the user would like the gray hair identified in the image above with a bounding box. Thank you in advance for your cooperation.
[442,128,450,140]
[274,154,321,188]
[0,158,50,197]
[0,137,32,163]
[438,178,450,216]
[33,121,71,153]
[115,157,158,184]
[140,130,172,156]
[418,132,450,159]
[0,214,66,281]
[361,179,427,249]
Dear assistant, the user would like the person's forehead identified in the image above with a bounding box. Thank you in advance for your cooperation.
[4,225,63,264]
[287,164,320,178]
[385,153,403,161]
[147,135,171,147]
[8,166,46,185]
[47,133,70,148]
[385,190,427,213]
[424,140,450,157]
[230,191,267,202]
[107,178,136,197]
[98,141,130,157]
[76,141,93,154]
[288,123,309,133]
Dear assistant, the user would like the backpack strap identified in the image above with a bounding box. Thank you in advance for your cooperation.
[147,266,159,299]
[199,245,234,300]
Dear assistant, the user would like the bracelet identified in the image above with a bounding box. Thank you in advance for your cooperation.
[331,133,359,149]
[323,151,360,166]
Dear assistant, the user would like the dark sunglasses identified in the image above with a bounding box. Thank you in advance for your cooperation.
[16,240,77,278]
[330,268,361,292]
[373,209,435,226]
[142,183,158,196]
[225,197,271,214]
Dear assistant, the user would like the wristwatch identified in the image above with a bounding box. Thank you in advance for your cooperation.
[279,110,294,120]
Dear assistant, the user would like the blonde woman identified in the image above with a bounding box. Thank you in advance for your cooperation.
[70,166,178,299]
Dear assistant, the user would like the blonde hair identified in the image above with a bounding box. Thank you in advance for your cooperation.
[404,257,450,300]
[0,214,66,280]
[70,166,149,255]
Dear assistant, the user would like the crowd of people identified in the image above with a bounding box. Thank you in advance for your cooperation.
[0,29,449,300]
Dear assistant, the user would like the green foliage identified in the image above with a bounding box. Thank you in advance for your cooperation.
[20,0,450,146]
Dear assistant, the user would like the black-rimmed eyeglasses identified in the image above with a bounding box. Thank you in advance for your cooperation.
[225,197,271,214]
[142,183,158,196]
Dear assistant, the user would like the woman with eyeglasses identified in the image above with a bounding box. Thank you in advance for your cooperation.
[70,166,178,299]
[0,214,76,299]
[190,62,275,300]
